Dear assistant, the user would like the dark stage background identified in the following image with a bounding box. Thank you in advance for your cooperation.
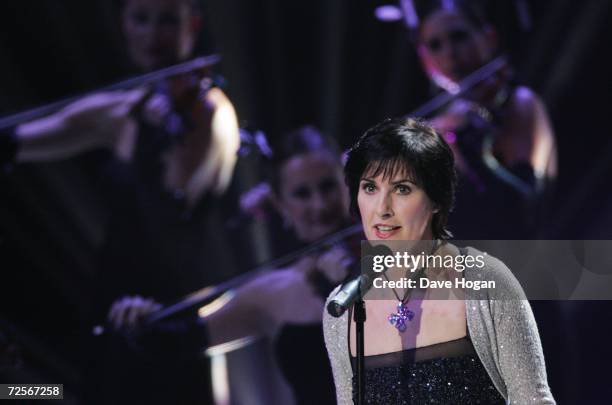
[1,0,611,403]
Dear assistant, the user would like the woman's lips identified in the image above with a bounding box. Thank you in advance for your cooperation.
[373,225,401,239]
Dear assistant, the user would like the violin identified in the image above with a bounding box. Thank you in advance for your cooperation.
[92,222,364,336]
[408,55,510,119]
[0,54,221,131]
[107,56,513,333]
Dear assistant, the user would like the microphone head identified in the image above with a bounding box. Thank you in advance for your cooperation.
[326,300,345,318]
[325,243,394,318]
[326,276,362,318]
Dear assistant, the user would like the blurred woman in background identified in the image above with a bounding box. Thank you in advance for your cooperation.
[411,0,557,238]
[264,126,357,405]
[112,126,359,404]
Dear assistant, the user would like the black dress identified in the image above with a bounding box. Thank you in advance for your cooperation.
[350,336,506,404]
[446,120,536,239]
[274,221,361,405]
[441,85,545,240]
[86,121,241,405]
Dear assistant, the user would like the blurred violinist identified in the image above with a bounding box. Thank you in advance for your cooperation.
[112,126,359,405]
[1,0,240,403]
[264,126,357,405]
[410,0,557,238]
[90,1,240,404]
[5,0,238,199]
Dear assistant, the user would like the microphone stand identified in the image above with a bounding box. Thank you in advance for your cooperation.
[354,293,366,405]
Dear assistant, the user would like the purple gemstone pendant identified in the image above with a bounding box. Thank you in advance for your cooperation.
[388,302,414,332]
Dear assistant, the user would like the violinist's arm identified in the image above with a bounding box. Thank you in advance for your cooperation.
[12,89,146,163]
[502,86,557,183]
[108,262,324,349]
[429,99,480,177]
[204,265,324,347]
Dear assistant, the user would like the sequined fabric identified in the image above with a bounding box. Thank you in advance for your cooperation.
[352,337,505,404]
[323,246,556,405]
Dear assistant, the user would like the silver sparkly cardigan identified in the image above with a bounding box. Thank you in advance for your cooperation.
[323,246,556,405]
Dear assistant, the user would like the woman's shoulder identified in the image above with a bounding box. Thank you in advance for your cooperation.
[511,85,539,104]
[507,85,549,128]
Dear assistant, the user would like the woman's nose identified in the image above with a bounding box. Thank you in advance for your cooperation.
[311,191,327,212]
[376,193,394,219]
[439,40,455,61]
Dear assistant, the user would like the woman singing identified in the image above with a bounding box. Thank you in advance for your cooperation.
[323,118,555,404]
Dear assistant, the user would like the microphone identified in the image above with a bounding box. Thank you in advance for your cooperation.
[326,244,392,317]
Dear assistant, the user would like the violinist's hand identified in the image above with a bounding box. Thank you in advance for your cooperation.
[292,255,318,275]
[161,74,240,204]
[315,246,353,284]
[431,99,480,176]
[430,99,476,134]
[16,88,147,162]
[107,295,162,331]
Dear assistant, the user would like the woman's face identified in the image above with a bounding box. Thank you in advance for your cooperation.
[418,9,494,83]
[122,0,198,71]
[277,151,349,242]
[358,166,435,241]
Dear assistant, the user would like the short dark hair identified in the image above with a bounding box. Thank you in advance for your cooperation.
[269,126,341,194]
[344,117,456,239]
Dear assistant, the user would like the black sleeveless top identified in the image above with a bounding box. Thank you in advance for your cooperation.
[350,336,506,404]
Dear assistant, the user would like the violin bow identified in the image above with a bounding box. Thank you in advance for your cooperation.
[0,54,221,130]
[93,222,363,335]
[408,54,509,118]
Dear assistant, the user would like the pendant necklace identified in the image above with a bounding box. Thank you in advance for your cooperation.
[384,267,425,332]
[385,240,439,332]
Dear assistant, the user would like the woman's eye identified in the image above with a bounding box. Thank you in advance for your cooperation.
[130,11,149,25]
[395,184,411,195]
[159,12,181,27]
[319,178,338,194]
[292,187,311,200]
[361,183,376,193]
[449,29,471,44]
[426,38,442,52]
